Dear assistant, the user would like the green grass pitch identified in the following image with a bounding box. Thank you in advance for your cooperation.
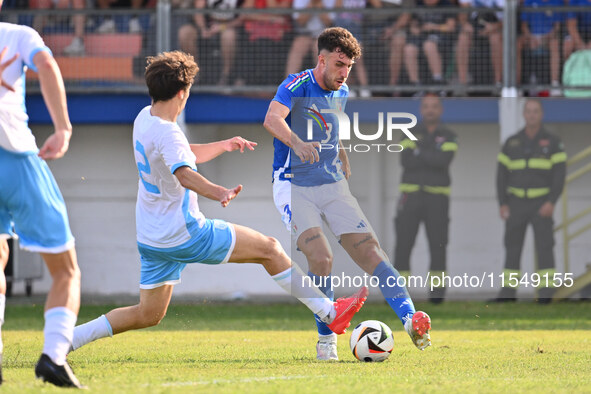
[2,301,590,393]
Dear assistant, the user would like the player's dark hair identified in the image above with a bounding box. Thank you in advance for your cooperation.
[317,27,362,60]
[145,51,199,103]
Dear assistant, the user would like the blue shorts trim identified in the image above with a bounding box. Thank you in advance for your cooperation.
[0,147,74,253]
[138,219,236,288]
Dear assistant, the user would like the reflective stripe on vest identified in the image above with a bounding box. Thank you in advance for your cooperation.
[507,187,550,198]
[400,184,450,195]
[440,142,458,152]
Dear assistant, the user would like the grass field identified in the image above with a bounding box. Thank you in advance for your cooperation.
[2,301,590,393]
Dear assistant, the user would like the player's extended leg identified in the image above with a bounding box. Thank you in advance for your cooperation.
[342,233,413,320]
[228,224,366,337]
[296,227,338,360]
[340,233,431,350]
[71,224,367,353]
[0,238,8,385]
[72,285,173,351]
[107,285,174,334]
[72,284,174,352]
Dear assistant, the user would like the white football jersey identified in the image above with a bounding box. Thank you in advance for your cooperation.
[0,22,51,153]
[133,106,205,248]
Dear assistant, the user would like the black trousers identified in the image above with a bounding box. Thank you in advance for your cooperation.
[394,191,449,272]
[504,197,555,271]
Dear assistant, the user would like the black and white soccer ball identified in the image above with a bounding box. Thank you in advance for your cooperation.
[350,320,394,362]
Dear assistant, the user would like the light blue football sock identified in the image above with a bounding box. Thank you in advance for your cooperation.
[373,261,416,325]
[308,272,334,336]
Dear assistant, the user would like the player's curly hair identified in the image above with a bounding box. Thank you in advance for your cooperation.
[317,27,362,60]
[145,51,199,102]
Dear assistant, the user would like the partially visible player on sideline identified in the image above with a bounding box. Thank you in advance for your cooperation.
[0,5,84,388]
[69,51,367,359]
[263,27,431,361]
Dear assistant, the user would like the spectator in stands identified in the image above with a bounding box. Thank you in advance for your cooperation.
[403,0,456,92]
[363,0,415,92]
[241,0,292,87]
[564,0,591,60]
[174,0,245,86]
[0,0,34,26]
[456,0,503,93]
[363,0,412,91]
[333,0,376,97]
[173,0,200,58]
[519,0,564,96]
[95,0,149,34]
[516,0,525,87]
[30,0,87,56]
[285,0,335,76]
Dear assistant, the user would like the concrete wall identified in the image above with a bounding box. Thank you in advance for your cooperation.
[15,121,591,300]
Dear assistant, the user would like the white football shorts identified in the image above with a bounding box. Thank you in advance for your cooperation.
[273,178,374,241]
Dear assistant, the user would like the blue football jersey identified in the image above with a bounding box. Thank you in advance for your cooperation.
[272,69,349,187]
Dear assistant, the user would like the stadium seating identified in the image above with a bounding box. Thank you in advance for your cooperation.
[27,33,142,81]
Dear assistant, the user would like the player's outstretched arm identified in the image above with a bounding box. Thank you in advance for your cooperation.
[174,166,242,207]
[34,50,73,160]
[263,101,320,164]
[190,136,257,164]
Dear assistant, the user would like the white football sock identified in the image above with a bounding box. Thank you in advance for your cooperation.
[72,315,113,351]
[0,293,5,353]
[319,332,337,342]
[43,307,77,366]
[272,264,334,321]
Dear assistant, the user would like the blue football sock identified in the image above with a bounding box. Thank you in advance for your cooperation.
[373,261,416,325]
[308,272,334,336]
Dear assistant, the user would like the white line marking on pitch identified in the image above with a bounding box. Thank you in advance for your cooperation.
[159,375,326,387]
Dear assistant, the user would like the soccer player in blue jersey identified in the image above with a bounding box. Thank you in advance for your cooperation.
[263,27,431,360]
[69,51,367,364]
[0,5,85,387]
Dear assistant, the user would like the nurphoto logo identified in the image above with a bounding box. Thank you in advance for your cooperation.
[305,107,418,153]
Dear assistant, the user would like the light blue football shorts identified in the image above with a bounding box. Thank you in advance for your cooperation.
[0,147,74,253]
[137,218,236,289]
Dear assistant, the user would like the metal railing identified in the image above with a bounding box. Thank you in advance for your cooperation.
[1,1,591,95]
[553,145,591,299]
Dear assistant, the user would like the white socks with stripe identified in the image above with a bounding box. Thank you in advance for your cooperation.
[43,307,77,366]
[72,314,113,351]
[272,265,335,322]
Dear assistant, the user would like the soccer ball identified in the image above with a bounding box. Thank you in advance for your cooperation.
[350,320,394,362]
